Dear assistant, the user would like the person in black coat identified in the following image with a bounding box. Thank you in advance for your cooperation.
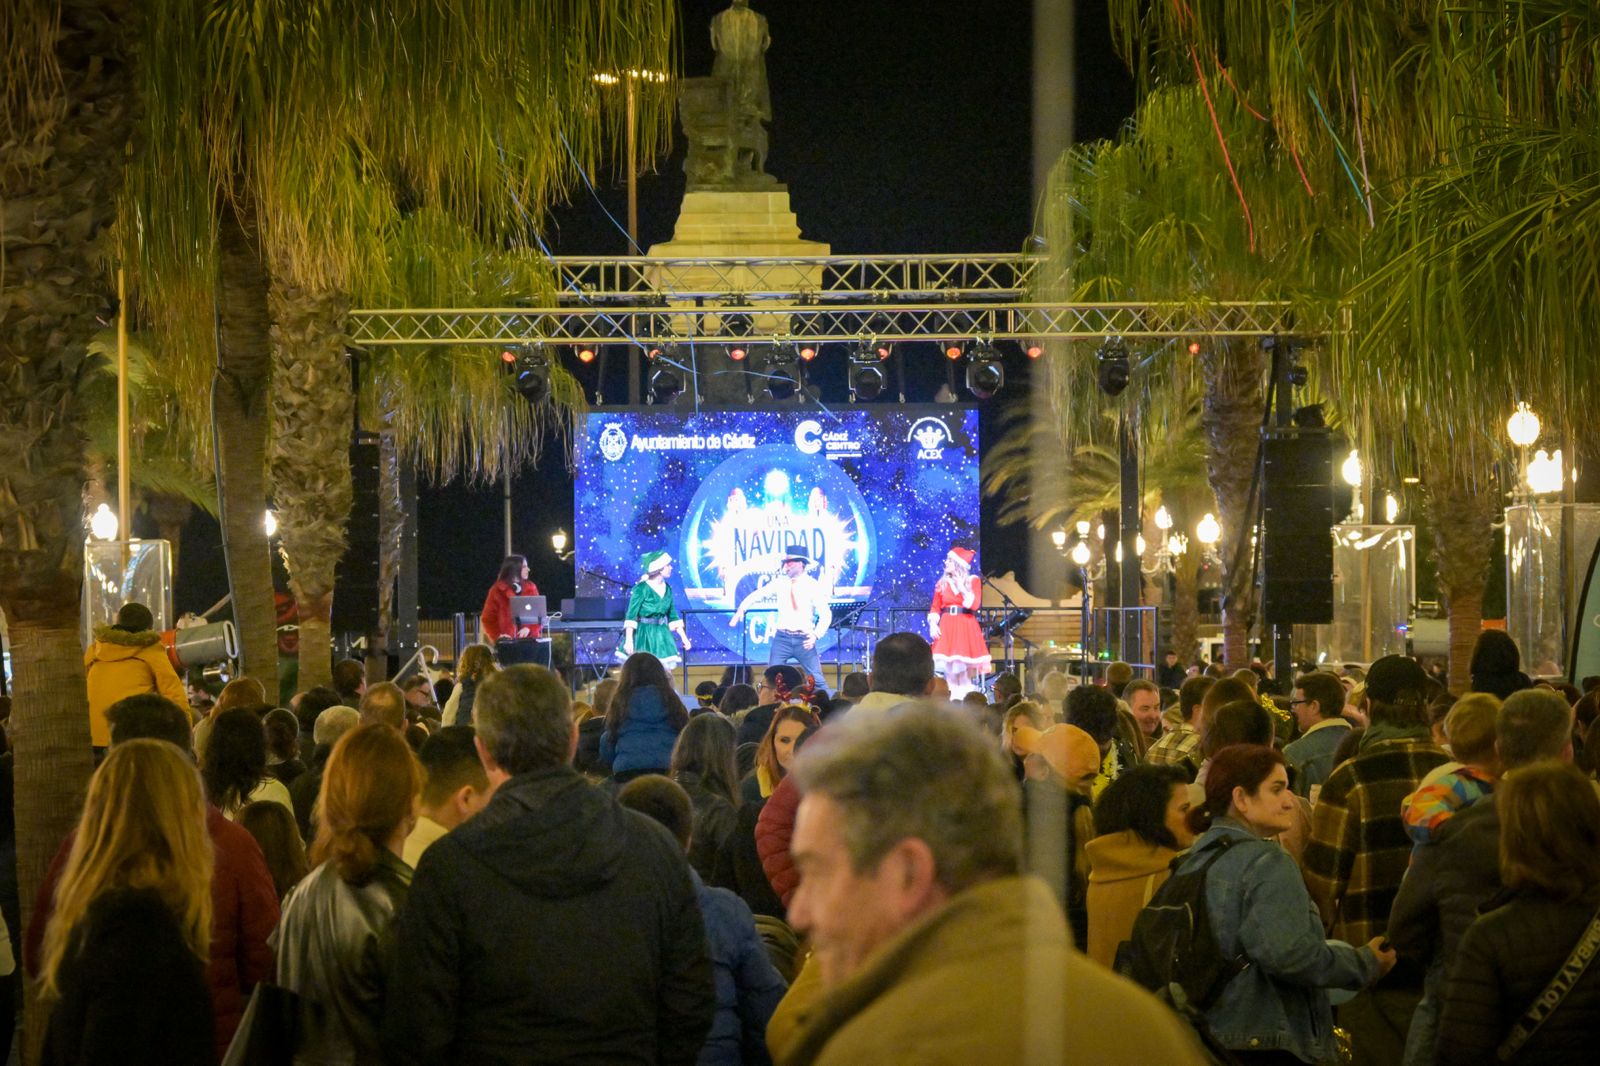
[382,666,713,1064]
[1438,762,1600,1065]
[39,741,215,1066]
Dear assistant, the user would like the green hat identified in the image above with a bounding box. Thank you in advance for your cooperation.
[641,550,672,575]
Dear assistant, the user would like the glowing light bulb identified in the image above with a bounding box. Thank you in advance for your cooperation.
[551,529,569,554]
[1506,402,1541,448]
[1526,449,1564,495]
[1154,505,1173,531]
[1075,520,1091,537]
[1135,534,1147,556]
[264,510,278,538]
[1050,529,1067,549]
[1341,449,1363,488]
[1070,541,1091,566]
[89,503,118,541]
[1384,493,1400,524]
[1196,513,1221,546]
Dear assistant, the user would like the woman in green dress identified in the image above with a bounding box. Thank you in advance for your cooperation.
[622,551,692,670]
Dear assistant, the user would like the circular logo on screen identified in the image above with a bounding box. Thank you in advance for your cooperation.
[679,444,877,656]
[908,417,951,460]
[598,422,628,462]
[793,419,823,455]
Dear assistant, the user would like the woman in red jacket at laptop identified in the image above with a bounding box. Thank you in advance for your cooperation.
[480,555,541,642]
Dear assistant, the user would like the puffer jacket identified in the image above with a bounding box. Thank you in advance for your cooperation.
[1438,889,1600,1065]
[273,852,412,1066]
[83,625,190,747]
[1187,817,1380,1063]
[756,774,801,906]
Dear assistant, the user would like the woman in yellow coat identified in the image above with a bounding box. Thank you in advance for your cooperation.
[84,602,190,751]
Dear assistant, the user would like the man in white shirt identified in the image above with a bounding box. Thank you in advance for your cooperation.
[731,545,832,689]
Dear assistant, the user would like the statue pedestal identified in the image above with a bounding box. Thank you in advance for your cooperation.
[648,189,829,335]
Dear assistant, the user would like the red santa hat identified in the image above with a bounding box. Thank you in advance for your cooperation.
[947,546,975,568]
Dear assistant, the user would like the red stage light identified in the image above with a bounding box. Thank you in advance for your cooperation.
[874,342,892,360]
[646,345,664,361]
[798,344,818,362]
[944,343,964,361]
[1188,341,1202,355]
[729,345,748,361]
[500,350,517,364]
[1025,343,1043,359]
[576,345,597,364]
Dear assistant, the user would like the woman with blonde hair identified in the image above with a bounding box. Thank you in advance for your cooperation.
[40,739,215,1065]
[273,723,421,1063]
[741,703,819,802]
[444,642,498,727]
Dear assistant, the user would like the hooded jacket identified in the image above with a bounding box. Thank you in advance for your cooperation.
[381,765,714,1065]
[83,625,190,747]
[1084,830,1182,970]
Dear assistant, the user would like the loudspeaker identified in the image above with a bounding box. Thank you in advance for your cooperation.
[332,441,383,631]
[1261,432,1335,625]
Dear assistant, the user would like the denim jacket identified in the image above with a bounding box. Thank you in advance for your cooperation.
[1184,817,1379,1062]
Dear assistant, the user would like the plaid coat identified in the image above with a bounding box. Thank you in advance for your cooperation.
[1302,736,1450,946]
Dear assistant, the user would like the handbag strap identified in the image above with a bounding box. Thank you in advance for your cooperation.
[1497,903,1600,1061]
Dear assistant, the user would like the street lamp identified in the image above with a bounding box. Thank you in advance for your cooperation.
[1075,520,1091,537]
[264,510,278,538]
[1384,493,1400,524]
[1506,402,1541,448]
[1341,449,1364,488]
[1051,529,1068,550]
[90,503,118,542]
[1526,449,1564,495]
[551,529,574,562]
[1154,505,1173,531]
[1070,540,1091,566]
[591,68,670,246]
[1196,513,1221,546]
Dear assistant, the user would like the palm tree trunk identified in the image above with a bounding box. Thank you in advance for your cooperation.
[366,429,405,682]
[146,492,193,581]
[1425,462,1497,693]
[268,281,352,693]
[1200,339,1266,666]
[213,207,280,690]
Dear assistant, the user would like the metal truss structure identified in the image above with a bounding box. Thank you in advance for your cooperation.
[348,254,1301,347]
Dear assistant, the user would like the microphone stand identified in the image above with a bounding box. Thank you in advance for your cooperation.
[579,566,633,592]
[980,572,1022,674]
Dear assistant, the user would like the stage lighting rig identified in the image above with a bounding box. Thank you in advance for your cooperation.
[849,343,887,401]
[760,345,801,401]
[507,345,550,404]
[965,341,1004,399]
[1096,338,1131,397]
[649,366,683,405]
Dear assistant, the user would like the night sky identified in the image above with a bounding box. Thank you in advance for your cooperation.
[170,0,1137,622]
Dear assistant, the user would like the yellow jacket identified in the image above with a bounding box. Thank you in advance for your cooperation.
[84,626,191,746]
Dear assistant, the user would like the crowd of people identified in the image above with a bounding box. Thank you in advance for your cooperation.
[10,604,1597,1064]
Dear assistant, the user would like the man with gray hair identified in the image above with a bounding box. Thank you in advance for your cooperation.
[780,704,1205,1065]
[289,704,359,840]
[1388,687,1577,1064]
[382,665,713,1065]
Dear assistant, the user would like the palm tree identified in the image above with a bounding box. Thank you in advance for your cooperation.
[118,2,678,694]
[987,396,1215,662]
[2,0,133,986]
[1106,0,1600,688]
[1034,83,1348,664]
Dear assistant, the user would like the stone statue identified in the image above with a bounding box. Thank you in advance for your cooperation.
[682,0,777,189]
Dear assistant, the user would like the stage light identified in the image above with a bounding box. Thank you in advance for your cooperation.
[650,366,683,404]
[1287,362,1309,388]
[513,347,551,404]
[943,342,965,361]
[1025,341,1043,360]
[499,349,517,365]
[965,342,1004,399]
[1070,540,1091,566]
[760,346,800,401]
[1096,339,1131,397]
[850,364,886,401]
[1188,341,1202,356]
[798,342,819,362]
[575,344,597,364]
[728,344,748,362]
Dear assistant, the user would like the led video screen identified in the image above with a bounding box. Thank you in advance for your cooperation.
[573,406,980,662]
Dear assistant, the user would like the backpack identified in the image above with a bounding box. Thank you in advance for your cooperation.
[1116,836,1250,1018]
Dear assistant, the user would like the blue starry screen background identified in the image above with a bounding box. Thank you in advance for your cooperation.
[573,407,980,661]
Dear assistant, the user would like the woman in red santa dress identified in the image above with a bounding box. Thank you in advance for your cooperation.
[926,546,992,699]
